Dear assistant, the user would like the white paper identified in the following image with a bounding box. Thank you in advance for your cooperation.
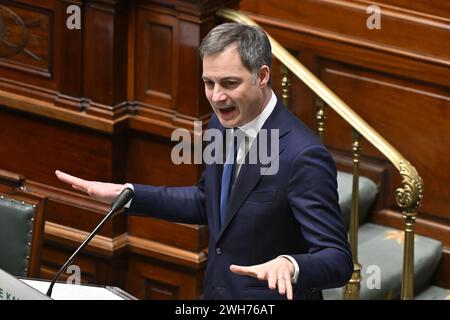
[20,279,125,300]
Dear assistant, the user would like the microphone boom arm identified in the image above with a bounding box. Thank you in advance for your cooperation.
[45,187,134,297]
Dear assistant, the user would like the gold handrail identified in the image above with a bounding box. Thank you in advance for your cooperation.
[217,8,424,300]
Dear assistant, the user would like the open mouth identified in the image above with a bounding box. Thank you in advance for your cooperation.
[218,106,237,117]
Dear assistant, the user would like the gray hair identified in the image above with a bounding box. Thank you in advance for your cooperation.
[199,23,272,79]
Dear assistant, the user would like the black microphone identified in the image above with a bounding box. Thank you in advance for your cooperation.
[45,187,134,297]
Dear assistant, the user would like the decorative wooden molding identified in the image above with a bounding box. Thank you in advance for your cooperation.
[44,221,207,267]
[0,89,211,138]
[128,235,207,265]
[45,221,128,253]
[0,168,25,186]
[0,89,120,133]
[25,180,111,214]
[0,3,52,77]
[174,0,240,18]
[240,5,450,68]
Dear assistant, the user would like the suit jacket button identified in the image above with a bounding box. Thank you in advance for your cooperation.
[216,248,222,255]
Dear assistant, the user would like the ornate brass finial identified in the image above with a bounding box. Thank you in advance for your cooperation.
[395,160,424,211]
[395,159,423,300]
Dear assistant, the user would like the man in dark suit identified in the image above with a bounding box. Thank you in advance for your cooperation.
[56,23,352,300]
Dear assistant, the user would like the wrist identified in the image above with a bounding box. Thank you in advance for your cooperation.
[278,255,300,284]
[280,256,295,276]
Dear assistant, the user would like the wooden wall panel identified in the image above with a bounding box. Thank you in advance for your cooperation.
[375,0,450,18]
[0,107,114,185]
[135,11,178,110]
[239,0,450,287]
[0,2,52,76]
[243,0,450,62]
[240,0,450,223]
[241,0,450,65]
[126,132,199,186]
[0,0,57,91]
[0,0,239,299]
[128,216,208,253]
[126,256,203,299]
[82,0,129,117]
[177,20,206,117]
[0,107,112,184]
[131,1,221,130]
[318,60,450,218]
[56,0,82,101]
[41,245,99,284]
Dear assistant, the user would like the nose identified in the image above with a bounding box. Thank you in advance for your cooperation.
[211,85,227,103]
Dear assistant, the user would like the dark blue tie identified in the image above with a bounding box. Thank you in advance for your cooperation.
[220,129,238,227]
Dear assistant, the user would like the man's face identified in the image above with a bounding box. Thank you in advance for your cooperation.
[202,46,268,128]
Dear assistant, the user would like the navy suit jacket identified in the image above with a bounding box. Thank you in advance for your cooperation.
[128,98,353,299]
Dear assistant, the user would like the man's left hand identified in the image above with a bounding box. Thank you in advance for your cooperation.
[230,257,295,300]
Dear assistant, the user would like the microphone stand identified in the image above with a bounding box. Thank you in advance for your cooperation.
[45,188,133,298]
[45,207,116,297]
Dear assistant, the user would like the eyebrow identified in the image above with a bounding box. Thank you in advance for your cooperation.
[201,76,242,81]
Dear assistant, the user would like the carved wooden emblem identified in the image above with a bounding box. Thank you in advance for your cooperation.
[0,4,50,74]
[0,5,27,58]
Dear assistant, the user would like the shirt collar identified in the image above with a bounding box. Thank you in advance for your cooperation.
[237,90,277,138]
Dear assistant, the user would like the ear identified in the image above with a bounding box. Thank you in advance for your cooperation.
[258,65,270,88]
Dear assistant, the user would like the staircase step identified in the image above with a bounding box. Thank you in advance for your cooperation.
[337,171,378,229]
[415,286,450,300]
[323,223,442,300]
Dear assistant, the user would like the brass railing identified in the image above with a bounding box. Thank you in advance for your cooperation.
[217,8,424,300]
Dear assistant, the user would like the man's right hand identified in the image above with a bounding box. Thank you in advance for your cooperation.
[55,170,127,204]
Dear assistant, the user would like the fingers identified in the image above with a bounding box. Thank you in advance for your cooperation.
[283,270,293,300]
[230,265,255,277]
[55,171,125,203]
[71,184,85,192]
[230,265,269,283]
[276,270,287,295]
[268,271,277,290]
[269,267,294,300]
[272,270,292,300]
[55,170,89,193]
[230,260,294,300]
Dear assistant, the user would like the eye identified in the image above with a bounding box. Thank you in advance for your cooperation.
[204,80,214,90]
[223,80,239,89]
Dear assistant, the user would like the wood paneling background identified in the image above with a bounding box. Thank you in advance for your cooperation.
[241,0,450,286]
[241,0,450,242]
[0,0,237,299]
[0,0,449,297]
